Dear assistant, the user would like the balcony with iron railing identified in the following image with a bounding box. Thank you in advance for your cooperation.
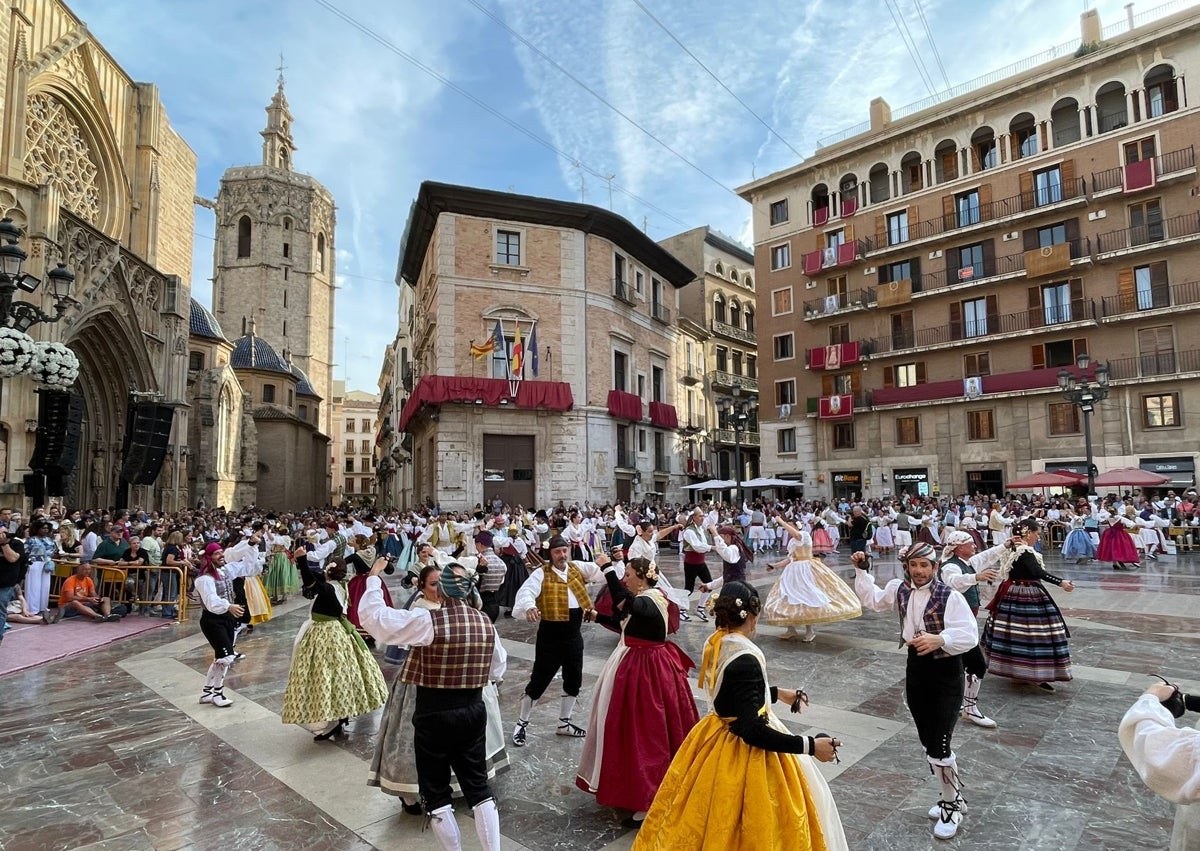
[711,317,756,345]
[1102,279,1200,318]
[616,447,636,468]
[679,416,708,433]
[708,371,758,392]
[1096,212,1200,255]
[805,393,872,414]
[712,428,761,447]
[651,300,671,325]
[685,458,711,477]
[859,177,1086,255]
[681,363,704,385]
[1092,145,1196,193]
[1108,349,1200,381]
[803,287,877,318]
[867,298,1097,357]
[613,277,636,305]
[654,453,672,473]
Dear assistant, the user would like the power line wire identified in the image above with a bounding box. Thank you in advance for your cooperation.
[883,0,937,95]
[628,0,805,160]
[462,0,743,201]
[309,0,689,229]
[912,0,952,90]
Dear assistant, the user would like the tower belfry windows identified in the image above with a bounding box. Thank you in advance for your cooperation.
[237,216,251,258]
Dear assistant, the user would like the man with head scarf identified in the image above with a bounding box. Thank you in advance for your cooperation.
[510,534,609,746]
[358,559,506,851]
[938,530,1005,728]
[851,542,980,840]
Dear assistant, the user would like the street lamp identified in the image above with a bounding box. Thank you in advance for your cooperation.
[718,383,757,499]
[1057,351,1110,497]
[0,218,76,332]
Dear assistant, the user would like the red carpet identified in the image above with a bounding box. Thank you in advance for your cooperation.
[0,615,174,678]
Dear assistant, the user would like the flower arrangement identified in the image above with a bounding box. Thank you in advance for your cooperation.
[0,327,35,377]
[29,341,79,387]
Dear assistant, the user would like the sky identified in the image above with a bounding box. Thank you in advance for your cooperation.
[69,0,1187,392]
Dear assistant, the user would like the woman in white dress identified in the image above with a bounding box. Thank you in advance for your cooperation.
[763,517,861,642]
[872,508,895,555]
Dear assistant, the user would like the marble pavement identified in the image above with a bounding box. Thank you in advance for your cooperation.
[0,547,1193,850]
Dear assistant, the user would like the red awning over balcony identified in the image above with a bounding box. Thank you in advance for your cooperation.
[399,375,574,431]
[607,389,644,422]
[807,341,861,370]
[871,367,1068,406]
[648,401,679,429]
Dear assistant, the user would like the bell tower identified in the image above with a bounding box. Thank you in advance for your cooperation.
[261,59,296,171]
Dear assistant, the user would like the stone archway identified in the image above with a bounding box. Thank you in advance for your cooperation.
[64,306,157,509]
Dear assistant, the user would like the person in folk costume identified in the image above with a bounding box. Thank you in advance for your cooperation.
[852,543,979,840]
[510,535,608,746]
[1137,505,1162,560]
[698,525,754,595]
[420,515,461,556]
[987,502,1013,546]
[1098,502,1141,570]
[763,515,861,643]
[822,504,845,551]
[1060,504,1097,563]
[471,530,507,623]
[746,501,769,554]
[872,507,895,555]
[495,522,529,618]
[632,581,848,851]
[679,507,717,622]
[264,524,299,604]
[195,538,266,708]
[359,559,507,851]
[980,518,1075,693]
[347,535,391,646]
[616,511,688,611]
[915,510,941,547]
[281,556,387,741]
[368,563,510,819]
[938,530,1004,728]
[576,557,699,828]
[810,510,835,555]
[958,507,987,552]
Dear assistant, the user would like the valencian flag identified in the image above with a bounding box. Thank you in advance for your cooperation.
[470,319,504,360]
[528,323,539,377]
[510,323,524,378]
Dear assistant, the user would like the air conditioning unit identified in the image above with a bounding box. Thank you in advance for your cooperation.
[1088,210,1107,221]
[1002,232,1019,242]
[864,266,876,274]
[928,249,943,259]
[805,281,818,289]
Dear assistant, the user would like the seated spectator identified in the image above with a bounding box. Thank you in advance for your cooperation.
[44,562,120,623]
[7,583,45,625]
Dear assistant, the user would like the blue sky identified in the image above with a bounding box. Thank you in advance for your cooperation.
[70,0,1181,391]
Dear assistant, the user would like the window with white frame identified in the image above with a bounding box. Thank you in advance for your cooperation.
[778,428,797,453]
[770,243,791,270]
[495,229,522,265]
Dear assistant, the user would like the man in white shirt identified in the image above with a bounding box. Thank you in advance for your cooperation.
[852,542,979,841]
[680,508,716,622]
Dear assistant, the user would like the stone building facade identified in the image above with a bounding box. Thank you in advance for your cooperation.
[659,227,761,490]
[741,5,1200,501]
[393,182,695,510]
[0,0,197,511]
[209,79,337,441]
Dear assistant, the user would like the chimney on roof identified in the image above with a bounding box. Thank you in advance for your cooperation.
[1080,8,1102,45]
[870,97,892,132]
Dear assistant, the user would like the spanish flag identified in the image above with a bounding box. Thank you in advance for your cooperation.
[510,323,523,378]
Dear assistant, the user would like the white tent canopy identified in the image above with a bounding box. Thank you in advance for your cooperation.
[683,479,735,490]
[741,477,804,488]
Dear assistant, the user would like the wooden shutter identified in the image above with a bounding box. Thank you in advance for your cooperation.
[1069,279,1084,306]
[982,239,996,276]
[1117,268,1135,312]
[916,362,927,385]
[908,204,920,224]
[883,366,895,388]
[949,301,963,340]
[1073,338,1089,361]
[945,246,957,277]
[1028,285,1044,328]
[1150,260,1168,286]
[970,145,980,173]
[1065,217,1080,248]
[1019,171,1035,209]
[843,223,855,242]
[875,214,887,247]
[851,372,862,394]
[1031,344,1046,369]
[1061,159,1077,197]
[822,375,835,396]
[986,294,999,327]
[1039,122,1049,152]
[1023,227,1039,251]
[978,183,992,217]
[943,194,956,229]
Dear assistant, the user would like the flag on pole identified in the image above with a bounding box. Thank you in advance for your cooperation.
[510,323,524,379]
[528,323,539,377]
[469,337,496,360]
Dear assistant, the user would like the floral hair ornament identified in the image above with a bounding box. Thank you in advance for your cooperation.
[645,561,658,581]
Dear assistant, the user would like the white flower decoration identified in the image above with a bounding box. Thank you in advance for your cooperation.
[0,327,35,377]
[29,341,79,387]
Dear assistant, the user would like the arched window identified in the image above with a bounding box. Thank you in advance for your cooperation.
[1096,81,1128,133]
[279,149,289,170]
[934,139,958,182]
[237,216,252,259]
[900,151,923,194]
[1009,113,1038,159]
[1050,100,1080,146]
[713,293,726,323]
[811,184,830,224]
[317,233,326,273]
[729,298,741,328]
[868,162,890,203]
[217,385,235,475]
[283,217,292,231]
[971,127,997,170]
[1144,64,1179,118]
[714,261,724,275]
[744,305,755,333]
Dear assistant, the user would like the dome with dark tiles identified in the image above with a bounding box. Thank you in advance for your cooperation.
[230,332,292,374]
[290,363,320,398]
[189,298,227,341]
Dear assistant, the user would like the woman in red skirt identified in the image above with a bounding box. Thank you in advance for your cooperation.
[1097,503,1141,570]
[576,557,699,828]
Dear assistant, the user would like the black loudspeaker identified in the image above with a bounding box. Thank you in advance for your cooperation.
[28,390,84,475]
[23,472,45,505]
[119,401,175,485]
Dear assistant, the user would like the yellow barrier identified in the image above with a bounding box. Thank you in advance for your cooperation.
[48,561,188,621]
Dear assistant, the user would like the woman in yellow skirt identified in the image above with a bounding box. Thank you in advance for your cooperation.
[764,516,861,642]
[633,581,848,851]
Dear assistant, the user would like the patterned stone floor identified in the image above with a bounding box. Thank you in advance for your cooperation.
[1,547,1193,850]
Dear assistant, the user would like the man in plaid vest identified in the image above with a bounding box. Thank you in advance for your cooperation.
[851,542,979,841]
[511,535,608,746]
[358,559,506,851]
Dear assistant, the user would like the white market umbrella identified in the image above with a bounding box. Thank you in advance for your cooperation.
[684,478,736,490]
[742,476,804,488]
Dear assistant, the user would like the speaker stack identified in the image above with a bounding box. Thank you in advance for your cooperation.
[27,389,84,498]
[119,400,175,485]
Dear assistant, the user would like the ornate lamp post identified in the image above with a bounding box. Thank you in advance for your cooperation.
[718,382,757,499]
[1057,351,1110,497]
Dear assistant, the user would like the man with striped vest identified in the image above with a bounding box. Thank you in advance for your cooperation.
[358,559,506,851]
[511,535,608,746]
[680,507,715,622]
[939,530,1003,728]
[852,542,979,841]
